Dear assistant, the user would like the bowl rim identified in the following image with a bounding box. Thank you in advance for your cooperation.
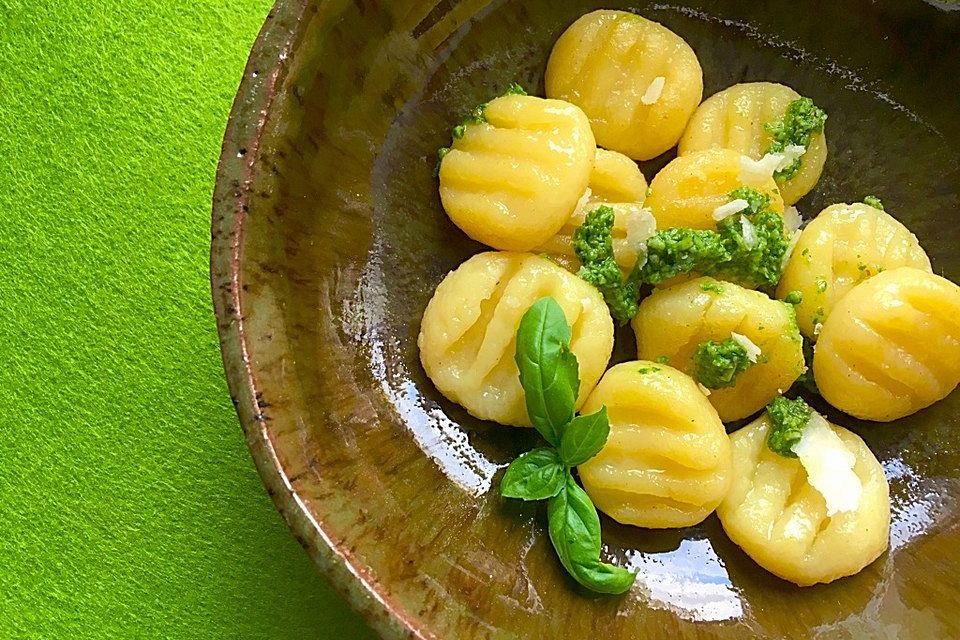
[209,1,423,638]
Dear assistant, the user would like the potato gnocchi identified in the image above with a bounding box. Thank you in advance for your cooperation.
[632,277,804,421]
[421,9,956,593]
[679,82,827,205]
[438,94,595,251]
[578,361,731,528]
[814,267,960,421]
[536,148,654,269]
[545,10,703,160]
[777,202,932,338]
[717,413,890,586]
[418,251,613,426]
[645,148,784,231]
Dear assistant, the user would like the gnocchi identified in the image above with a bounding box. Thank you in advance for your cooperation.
[632,277,804,421]
[438,94,595,251]
[813,267,960,421]
[645,148,785,231]
[777,202,931,338]
[578,361,731,528]
[717,413,890,586]
[418,251,614,426]
[679,82,827,205]
[536,148,654,269]
[545,10,703,160]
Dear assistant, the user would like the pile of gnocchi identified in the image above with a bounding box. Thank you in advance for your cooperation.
[419,9,960,590]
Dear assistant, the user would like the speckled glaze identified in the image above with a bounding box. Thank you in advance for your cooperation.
[211,1,960,637]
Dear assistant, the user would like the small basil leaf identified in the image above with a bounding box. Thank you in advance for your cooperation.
[515,297,580,447]
[500,448,565,501]
[547,473,635,594]
[547,473,601,576]
[558,406,610,467]
[572,561,637,595]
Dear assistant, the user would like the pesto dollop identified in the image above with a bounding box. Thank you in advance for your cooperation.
[766,97,828,181]
[634,187,790,289]
[693,337,753,389]
[766,395,814,457]
[863,195,884,211]
[573,205,640,326]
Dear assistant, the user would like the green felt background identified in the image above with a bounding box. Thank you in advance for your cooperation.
[0,1,376,637]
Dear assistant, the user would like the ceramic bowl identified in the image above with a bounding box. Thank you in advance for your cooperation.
[211,1,960,637]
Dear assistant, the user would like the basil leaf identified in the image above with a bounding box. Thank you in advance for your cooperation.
[558,406,610,467]
[500,448,565,501]
[572,561,637,595]
[548,472,601,568]
[515,297,580,447]
[547,473,636,594]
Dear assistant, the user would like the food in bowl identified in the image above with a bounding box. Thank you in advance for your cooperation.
[419,8,960,593]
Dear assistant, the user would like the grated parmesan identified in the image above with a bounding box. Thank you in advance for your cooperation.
[712,198,748,221]
[792,412,862,516]
[640,76,666,105]
[783,205,803,234]
[776,145,807,172]
[613,203,656,268]
[739,153,782,181]
[730,332,761,363]
[740,215,757,249]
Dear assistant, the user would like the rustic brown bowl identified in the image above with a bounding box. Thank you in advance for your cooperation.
[211,1,960,637]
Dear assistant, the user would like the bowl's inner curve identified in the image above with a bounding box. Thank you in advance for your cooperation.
[236,0,960,637]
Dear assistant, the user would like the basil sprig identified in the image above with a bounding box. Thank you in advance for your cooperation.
[501,297,636,594]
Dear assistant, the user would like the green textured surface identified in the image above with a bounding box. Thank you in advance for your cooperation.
[0,1,376,637]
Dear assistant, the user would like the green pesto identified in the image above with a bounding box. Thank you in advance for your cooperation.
[693,337,753,389]
[574,206,640,326]
[434,146,451,177]
[635,227,729,285]
[813,305,826,331]
[700,282,724,294]
[645,186,653,198]
[816,277,828,293]
[504,82,527,96]
[863,195,885,210]
[656,355,670,364]
[728,186,771,215]
[784,290,803,304]
[801,247,810,258]
[633,187,790,289]
[765,97,828,181]
[766,396,814,457]
[451,102,488,139]
[714,205,789,288]
[637,366,661,375]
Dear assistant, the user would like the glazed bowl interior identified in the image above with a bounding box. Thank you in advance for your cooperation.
[212,1,960,637]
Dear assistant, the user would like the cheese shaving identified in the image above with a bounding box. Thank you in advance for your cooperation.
[697,382,712,396]
[712,198,748,221]
[640,76,666,105]
[739,153,782,181]
[730,332,761,363]
[740,215,757,249]
[792,413,862,516]
[783,205,803,234]
[613,203,656,268]
[776,145,807,172]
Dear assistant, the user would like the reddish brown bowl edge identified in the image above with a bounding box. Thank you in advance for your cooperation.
[209,2,425,638]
